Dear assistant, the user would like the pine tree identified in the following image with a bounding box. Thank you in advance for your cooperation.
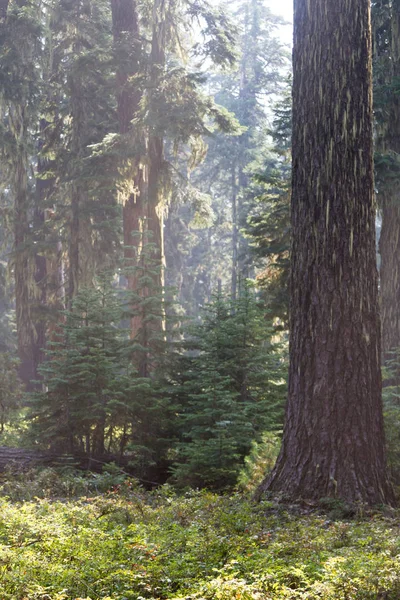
[168,0,288,314]
[259,0,394,505]
[0,0,43,387]
[172,288,285,489]
[29,280,128,455]
[373,0,400,366]
[246,88,292,324]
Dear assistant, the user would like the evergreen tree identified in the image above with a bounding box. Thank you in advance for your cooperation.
[29,280,127,454]
[373,0,400,368]
[171,287,285,489]
[166,0,288,315]
[0,0,43,387]
[259,0,394,505]
[246,87,292,324]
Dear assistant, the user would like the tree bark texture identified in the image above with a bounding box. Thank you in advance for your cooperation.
[260,0,394,504]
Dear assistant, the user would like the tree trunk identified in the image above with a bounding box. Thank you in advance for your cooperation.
[32,118,54,384]
[2,1,33,388]
[111,0,147,339]
[231,165,238,301]
[147,0,166,321]
[32,191,47,383]
[380,198,400,359]
[259,0,394,505]
[68,77,95,306]
[379,3,400,362]
[14,149,34,388]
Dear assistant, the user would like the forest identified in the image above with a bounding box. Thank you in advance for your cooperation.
[0,0,398,598]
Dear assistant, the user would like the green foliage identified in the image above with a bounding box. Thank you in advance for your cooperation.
[382,349,400,488]
[28,279,132,455]
[0,490,396,598]
[0,464,136,502]
[0,353,23,435]
[165,0,289,315]
[246,87,292,324]
[171,286,286,489]
[237,431,281,492]
[27,267,176,484]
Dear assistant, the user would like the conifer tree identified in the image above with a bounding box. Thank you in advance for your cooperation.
[29,278,137,455]
[169,0,288,312]
[259,0,394,505]
[246,88,292,324]
[172,288,285,489]
[373,0,400,365]
[0,0,43,387]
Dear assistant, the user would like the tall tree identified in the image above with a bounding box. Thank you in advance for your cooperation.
[0,0,42,387]
[259,0,394,504]
[173,0,287,311]
[373,0,400,363]
[111,0,147,339]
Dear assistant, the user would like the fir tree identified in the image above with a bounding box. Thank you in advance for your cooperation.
[29,279,128,455]
[171,287,286,489]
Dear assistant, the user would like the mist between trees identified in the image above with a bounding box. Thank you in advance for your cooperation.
[0,0,398,508]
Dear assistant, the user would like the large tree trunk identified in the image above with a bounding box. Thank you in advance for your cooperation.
[259,0,394,505]
[147,0,166,320]
[112,0,147,339]
[31,118,56,384]
[14,149,34,388]
[2,1,33,388]
[7,0,42,389]
[68,82,95,306]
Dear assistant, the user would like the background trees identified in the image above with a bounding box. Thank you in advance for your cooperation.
[0,0,397,503]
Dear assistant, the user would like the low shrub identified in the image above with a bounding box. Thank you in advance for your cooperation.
[0,489,396,598]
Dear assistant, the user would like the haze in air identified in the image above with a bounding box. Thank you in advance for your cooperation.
[0,0,397,597]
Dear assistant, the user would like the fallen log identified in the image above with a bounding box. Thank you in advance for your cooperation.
[0,446,132,473]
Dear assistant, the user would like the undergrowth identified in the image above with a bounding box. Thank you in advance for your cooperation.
[0,470,397,599]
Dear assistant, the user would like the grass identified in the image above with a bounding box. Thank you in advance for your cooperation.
[0,474,397,599]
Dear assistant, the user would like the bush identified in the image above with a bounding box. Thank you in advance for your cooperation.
[237,432,281,492]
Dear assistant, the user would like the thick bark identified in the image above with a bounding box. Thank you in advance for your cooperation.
[6,2,35,388]
[260,0,394,504]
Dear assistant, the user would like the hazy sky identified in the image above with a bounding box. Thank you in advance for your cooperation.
[268,0,292,23]
[267,0,293,46]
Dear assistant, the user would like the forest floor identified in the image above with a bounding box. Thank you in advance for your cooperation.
[0,470,398,599]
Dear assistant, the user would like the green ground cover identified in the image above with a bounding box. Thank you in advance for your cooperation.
[0,475,397,599]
